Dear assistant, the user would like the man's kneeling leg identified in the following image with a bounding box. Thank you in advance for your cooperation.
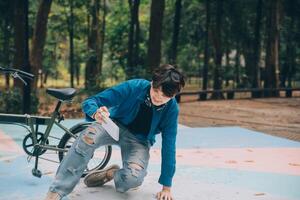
[114,162,147,193]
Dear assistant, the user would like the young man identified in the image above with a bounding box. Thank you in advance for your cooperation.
[45,64,185,200]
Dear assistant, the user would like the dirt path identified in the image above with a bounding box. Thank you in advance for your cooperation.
[40,93,300,142]
[179,97,300,142]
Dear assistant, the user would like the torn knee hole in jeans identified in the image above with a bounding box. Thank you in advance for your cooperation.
[128,163,144,170]
[128,162,144,177]
[83,127,96,145]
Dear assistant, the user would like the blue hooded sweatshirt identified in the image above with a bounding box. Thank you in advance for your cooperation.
[81,79,178,187]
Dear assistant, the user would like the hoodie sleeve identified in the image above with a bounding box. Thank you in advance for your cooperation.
[158,101,179,187]
[81,80,135,118]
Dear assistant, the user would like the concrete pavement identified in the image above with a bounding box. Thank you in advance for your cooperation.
[0,119,300,200]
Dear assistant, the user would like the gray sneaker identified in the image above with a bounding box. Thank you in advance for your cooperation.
[84,164,120,187]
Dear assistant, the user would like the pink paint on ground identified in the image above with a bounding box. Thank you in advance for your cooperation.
[109,148,300,175]
[0,129,24,154]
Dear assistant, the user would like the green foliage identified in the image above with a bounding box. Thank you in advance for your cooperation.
[1,0,300,93]
[105,2,130,71]
[0,88,39,114]
[0,88,22,113]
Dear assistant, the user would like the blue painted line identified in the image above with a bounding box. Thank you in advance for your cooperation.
[175,165,300,200]
[2,120,300,149]
[0,156,52,200]
[154,127,300,148]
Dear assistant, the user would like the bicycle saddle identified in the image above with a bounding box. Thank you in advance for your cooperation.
[46,88,77,101]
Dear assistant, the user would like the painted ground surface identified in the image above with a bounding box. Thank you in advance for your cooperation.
[0,119,300,200]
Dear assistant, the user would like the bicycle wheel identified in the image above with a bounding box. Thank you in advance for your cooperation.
[57,123,112,177]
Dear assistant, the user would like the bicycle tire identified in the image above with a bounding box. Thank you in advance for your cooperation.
[57,123,112,177]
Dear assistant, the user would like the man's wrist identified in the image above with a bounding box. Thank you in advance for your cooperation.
[162,186,171,191]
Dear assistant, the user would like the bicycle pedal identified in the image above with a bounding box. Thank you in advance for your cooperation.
[32,168,42,178]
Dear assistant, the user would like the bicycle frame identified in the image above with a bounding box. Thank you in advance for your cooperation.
[0,66,113,178]
[0,100,77,154]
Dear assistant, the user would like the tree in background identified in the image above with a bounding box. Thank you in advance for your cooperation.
[0,0,300,100]
[13,0,32,113]
[98,0,107,78]
[85,0,101,90]
[13,1,27,89]
[169,0,182,65]
[200,0,210,100]
[105,2,128,80]
[211,0,224,99]
[264,0,280,96]
[127,0,140,79]
[30,0,53,88]
[147,0,165,73]
[280,0,298,88]
[0,1,14,90]
[68,0,75,88]
[251,0,263,97]
[66,0,86,88]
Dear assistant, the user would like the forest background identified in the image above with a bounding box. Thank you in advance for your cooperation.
[0,0,299,117]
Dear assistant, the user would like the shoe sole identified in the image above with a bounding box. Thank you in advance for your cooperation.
[84,164,120,187]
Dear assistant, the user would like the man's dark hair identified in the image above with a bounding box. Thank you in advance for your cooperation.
[152,64,185,97]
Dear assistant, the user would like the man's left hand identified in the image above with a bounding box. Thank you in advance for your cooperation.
[156,186,173,200]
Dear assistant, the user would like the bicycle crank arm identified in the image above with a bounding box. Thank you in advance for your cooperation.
[35,144,68,152]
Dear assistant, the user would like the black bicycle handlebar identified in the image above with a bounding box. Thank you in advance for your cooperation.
[0,66,34,79]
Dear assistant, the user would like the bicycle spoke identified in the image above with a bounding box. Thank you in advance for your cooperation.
[39,157,60,164]
[48,135,61,141]
[25,144,34,147]
[44,152,59,155]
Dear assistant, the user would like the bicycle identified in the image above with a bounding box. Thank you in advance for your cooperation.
[0,66,112,178]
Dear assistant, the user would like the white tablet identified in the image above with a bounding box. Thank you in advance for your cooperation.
[101,116,119,141]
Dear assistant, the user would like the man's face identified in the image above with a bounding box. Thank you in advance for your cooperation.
[150,83,174,106]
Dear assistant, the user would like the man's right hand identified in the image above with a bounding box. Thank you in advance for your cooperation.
[92,106,110,124]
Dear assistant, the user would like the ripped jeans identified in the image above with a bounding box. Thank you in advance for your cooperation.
[49,121,150,198]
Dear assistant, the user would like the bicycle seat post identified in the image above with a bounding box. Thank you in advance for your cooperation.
[54,100,63,116]
[31,100,63,178]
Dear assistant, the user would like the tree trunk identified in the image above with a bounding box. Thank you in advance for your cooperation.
[127,0,140,79]
[13,1,25,89]
[211,0,224,99]
[75,63,80,86]
[127,0,134,78]
[251,0,263,97]
[44,70,49,84]
[225,48,230,87]
[169,0,182,64]
[44,43,56,85]
[30,0,52,89]
[282,0,296,88]
[23,0,32,114]
[2,2,13,90]
[235,43,240,88]
[264,0,280,97]
[133,0,140,70]
[200,0,210,100]
[69,0,75,88]
[85,5,90,88]
[147,0,165,72]
[85,0,100,90]
[98,0,107,76]
[39,71,43,88]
